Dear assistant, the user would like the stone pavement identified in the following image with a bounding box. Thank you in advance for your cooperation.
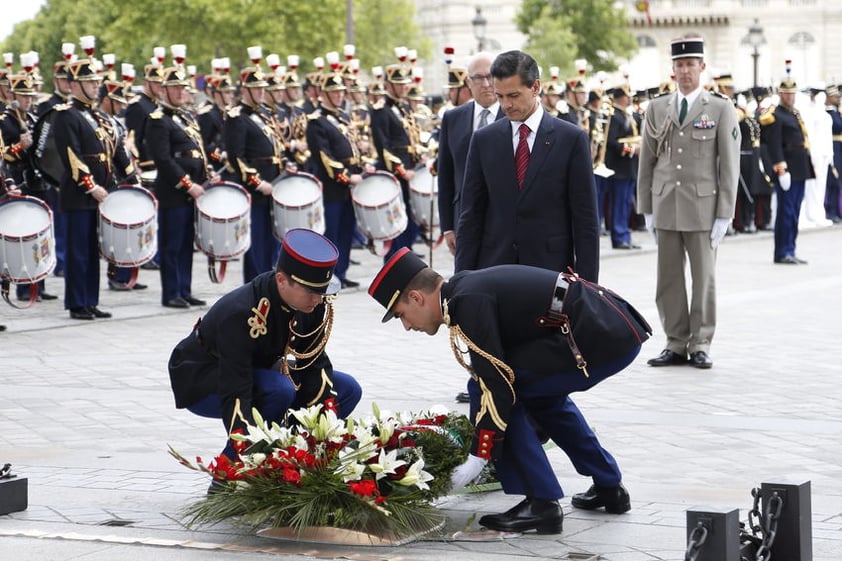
[1,225,841,560]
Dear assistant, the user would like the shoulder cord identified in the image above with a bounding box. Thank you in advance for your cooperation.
[444,298,516,404]
[280,299,334,390]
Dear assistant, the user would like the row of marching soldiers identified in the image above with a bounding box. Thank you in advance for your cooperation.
[0,38,437,320]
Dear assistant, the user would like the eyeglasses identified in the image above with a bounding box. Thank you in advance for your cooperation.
[469,74,493,84]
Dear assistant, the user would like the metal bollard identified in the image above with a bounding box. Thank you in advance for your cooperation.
[760,480,812,561]
[685,508,740,561]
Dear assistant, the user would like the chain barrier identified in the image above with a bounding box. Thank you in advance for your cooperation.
[684,522,708,561]
[740,487,784,561]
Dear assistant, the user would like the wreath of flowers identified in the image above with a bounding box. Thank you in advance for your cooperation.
[169,402,474,539]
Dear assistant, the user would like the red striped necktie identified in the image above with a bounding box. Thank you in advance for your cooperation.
[515,123,530,190]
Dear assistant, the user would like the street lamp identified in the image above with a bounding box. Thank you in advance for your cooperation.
[471,6,487,53]
[747,19,766,88]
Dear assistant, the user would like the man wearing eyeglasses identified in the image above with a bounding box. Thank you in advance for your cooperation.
[437,52,502,258]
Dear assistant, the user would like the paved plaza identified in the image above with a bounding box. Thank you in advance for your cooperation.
[1,225,841,560]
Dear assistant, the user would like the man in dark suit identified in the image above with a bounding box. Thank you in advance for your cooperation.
[456,50,599,278]
[437,52,501,256]
[452,50,628,524]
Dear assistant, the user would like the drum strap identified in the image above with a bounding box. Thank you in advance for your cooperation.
[0,279,38,310]
[207,257,228,284]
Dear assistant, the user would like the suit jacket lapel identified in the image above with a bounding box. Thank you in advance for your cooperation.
[519,113,554,194]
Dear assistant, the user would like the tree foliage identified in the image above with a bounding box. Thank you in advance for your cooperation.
[1,0,430,90]
[516,0,638,77]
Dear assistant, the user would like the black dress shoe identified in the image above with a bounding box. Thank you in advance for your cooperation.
[689,350,713,369]
[571,484,631,514]
[774,255,799,264]
[40,292,58,300]
[88,306,112,319]
[69,308,94,320]
[455,392,470,403]
[183,296,206,306]
[132,282,148,290]
[0,324,6,332]
[647,349,688,367]
[340,278,360,289]
[479,498,563,534]
[108,279,131,291]
[164,297,190,309]
[612,242,641,250]
[141,261,160,270]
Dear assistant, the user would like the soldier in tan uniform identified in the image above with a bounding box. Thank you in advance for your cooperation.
[637,36,740,369]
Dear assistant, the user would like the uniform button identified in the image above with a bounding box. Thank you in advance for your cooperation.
[676,164,682,170]
[677,148,683,154]
[290,336,296,342]
[483,434,490,440]
[679,131,684,136]
[292,320,297,327]
[676,181,681,186]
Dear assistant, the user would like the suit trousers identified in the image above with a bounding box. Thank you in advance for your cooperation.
[323,199,356,280]
[243,204,281,284]
[655,229,716,354]
[608,177,635,245]
[774,180,805,260]
[187,369,362,460]
[158,206,195,303]
[467,348,638,500]
[63,209,100,310]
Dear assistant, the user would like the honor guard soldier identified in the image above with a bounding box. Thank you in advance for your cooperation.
[605,84,641,249]
[560,65,589,129]
[541,66,565,118]
[443,62,471,112]
[98,67,149,291]
[826,84,842,222]
[369,58,421,260]
[37,44,74,118]
[197,71,234,172]
[146,66,211,307]
[51,58,119,319]
[168,229,362,485]
[306,68,373,289]
[716,74,772,233]
[223,61,286,283]
[279,57,312,170]
[125,58,163,175]
[759,67,814,264]
[1,73,59,302]
[370,249,636,534]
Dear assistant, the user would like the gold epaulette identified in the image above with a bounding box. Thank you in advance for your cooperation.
[197,103,214,115]
[226,105,242,119]
[307,111,321,121]
[758,106,776,126]
[149,109,164,120]
[128,95,141,105]
[54,103,70,112]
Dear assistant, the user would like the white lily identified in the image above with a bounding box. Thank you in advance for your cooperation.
[290,403,325,430]
[395,459,434,490]
[368,448,406,480]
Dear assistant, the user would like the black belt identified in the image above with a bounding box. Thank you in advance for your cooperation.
[174,150,202,159]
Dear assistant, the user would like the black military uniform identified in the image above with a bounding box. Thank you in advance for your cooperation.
[604,86,640,249]
[370,249,639,533]
[306,71,362,286]
[223,66,284,283]
[146,67,209,308]
[51,59,121,319]
[0,74,58,301]
[196,74,233,170]
[124,65,162,172]
[759,77,815,264]
[168,228,362,462]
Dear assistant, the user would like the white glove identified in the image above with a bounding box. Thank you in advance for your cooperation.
[710,218,730,249]
[778,172,791,191]
[644,213,657,245]
[449,454,488,492]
